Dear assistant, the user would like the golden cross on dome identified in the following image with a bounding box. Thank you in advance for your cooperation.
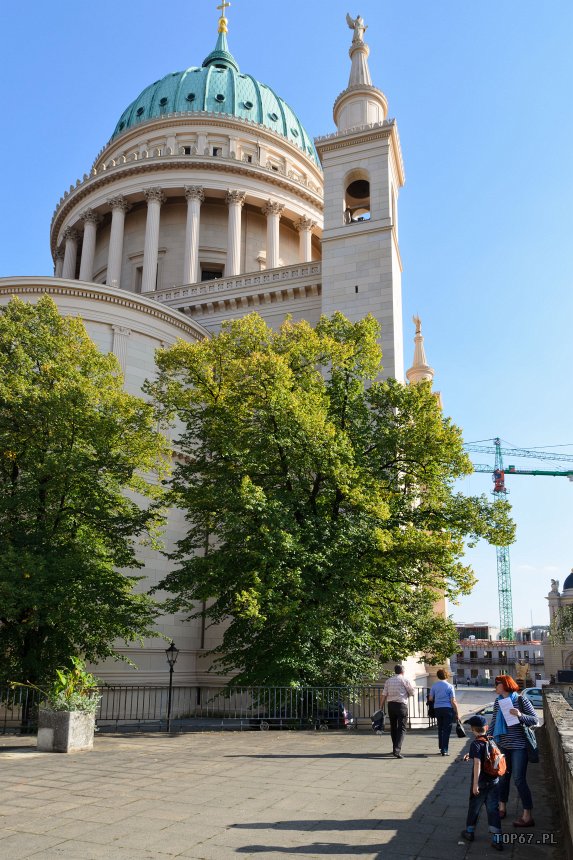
[217,0,231,34]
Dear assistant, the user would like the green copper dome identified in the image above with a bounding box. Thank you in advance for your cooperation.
[111,32,319,165]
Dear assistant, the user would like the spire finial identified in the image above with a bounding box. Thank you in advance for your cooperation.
[217,0,231,34]
[406,314,435,385]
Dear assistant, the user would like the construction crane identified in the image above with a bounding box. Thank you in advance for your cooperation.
[464,438,573,641]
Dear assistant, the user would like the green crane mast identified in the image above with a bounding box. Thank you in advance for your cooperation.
[465,438,573,641]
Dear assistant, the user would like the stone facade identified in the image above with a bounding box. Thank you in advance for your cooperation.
[543,688,573,860]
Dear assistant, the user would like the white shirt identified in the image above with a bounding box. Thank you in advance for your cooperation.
[382,674,415,704]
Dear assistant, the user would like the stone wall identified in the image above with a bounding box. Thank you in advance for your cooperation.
[543,687,573,860]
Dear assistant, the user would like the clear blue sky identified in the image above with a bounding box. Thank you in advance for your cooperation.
[2,1,572,630]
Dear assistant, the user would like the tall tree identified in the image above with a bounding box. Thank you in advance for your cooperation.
[0,297,169,685]
[149,312,514,686]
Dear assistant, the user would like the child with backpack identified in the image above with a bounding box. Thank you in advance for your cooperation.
[460,715,504,851]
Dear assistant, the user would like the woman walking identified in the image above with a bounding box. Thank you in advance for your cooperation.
[428,669,459,756]
[488,675,539,827]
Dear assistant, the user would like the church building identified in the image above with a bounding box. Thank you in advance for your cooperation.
[0,9,432,685]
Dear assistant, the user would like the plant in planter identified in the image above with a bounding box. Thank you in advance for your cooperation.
[12,657,101,753]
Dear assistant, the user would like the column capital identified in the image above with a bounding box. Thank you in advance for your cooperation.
[262,200,285,217]
[184,186,205,203]
[144,187,166,205]
[294,216,317,233]
[112,325,132,337]
[226,190,246,207]
[63,227,80,242]
[107,195,131,213]
[79,208,102,226]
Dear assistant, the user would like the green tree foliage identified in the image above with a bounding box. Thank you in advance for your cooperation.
[0,297,170,685]
[149,312,514,686]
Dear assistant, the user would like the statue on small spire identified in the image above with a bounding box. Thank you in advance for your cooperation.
[346,13,368,45]
[217,0,231,34]
[413,314,422,336]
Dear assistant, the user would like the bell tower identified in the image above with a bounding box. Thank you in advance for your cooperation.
[316,14,405,380]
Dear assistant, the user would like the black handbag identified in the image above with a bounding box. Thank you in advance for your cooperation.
[455,719,467,738]
[426,695,435,718]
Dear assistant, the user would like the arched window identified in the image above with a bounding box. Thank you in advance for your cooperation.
[344,170,371,224]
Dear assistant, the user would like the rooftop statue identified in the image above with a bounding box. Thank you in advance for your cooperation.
[346,13,368,44]
[551,578,560,593]
[413,314,422,335]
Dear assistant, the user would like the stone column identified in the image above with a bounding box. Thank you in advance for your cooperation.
[295,216,316,263]
[61,228,80,280]
[262,200,284,269]
[112,325,131,376]
[183,186,204,284]
[225,190,246,276]
[106,196,130,288]
[54,248,65,278]
[141,188,166,293]
[78,209,101,282]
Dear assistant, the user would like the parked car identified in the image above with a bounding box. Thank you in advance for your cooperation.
[461,702,495,725]
[521,687,543,708]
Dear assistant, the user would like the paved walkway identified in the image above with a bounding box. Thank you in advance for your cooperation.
[0,727,563,860]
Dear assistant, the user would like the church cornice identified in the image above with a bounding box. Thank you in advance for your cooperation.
[0,278,209,342]
[50,156,324,257]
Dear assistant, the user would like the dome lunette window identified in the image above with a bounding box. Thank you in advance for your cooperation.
[291,128,299,137]
[268,112,279,121]
[159,97,168,106]
[136,107,145,116]
[215,94,225,102]
[186,93,195,102]
[119,121,125,130]
[244,100,253,109]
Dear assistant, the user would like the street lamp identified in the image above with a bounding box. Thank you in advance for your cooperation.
[165,641,179,733]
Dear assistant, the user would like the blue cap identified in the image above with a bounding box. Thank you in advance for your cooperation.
[467,715,487,728]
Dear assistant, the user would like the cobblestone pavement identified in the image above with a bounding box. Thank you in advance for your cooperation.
[0,726,563,860]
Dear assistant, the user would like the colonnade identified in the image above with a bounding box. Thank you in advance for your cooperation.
[56,187,317,292]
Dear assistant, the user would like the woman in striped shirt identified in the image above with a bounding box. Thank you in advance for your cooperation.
[487,674,539,827]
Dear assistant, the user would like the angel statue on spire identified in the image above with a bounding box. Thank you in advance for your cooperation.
[346,13,368,44]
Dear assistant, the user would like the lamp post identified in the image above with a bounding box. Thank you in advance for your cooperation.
[165,641,179,733]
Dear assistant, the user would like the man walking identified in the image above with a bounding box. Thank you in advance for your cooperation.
[379,665,415,758]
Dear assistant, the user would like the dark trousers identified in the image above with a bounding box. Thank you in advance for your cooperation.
[434,707,454,753]
[466,779,502,834]
[498,746,533,810]
[387,701,408,752]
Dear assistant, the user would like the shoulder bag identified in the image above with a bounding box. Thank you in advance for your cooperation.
[518,695,539,763]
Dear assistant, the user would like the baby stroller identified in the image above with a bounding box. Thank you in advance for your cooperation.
[371,708,385,735]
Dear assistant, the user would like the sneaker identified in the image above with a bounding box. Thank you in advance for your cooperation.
[460,830,475,842]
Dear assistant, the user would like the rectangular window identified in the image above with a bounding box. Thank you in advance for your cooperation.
[212,147,223,157]
[201,267,223,282]
[183,146,192,155]
[471,669,478,678]
[469,651,477,659]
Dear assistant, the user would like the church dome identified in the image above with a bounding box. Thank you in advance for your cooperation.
[563,570,573,591]
[110,32,319,165]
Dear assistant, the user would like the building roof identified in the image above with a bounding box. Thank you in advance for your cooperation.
[110,32,319,166]
[563,570,573,591]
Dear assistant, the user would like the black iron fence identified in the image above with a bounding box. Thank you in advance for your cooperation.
[1,683,436,736]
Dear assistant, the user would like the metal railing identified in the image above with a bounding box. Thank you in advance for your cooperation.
[1,684,436,736]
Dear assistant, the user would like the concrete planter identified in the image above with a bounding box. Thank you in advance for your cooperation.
[37,709,96,753]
